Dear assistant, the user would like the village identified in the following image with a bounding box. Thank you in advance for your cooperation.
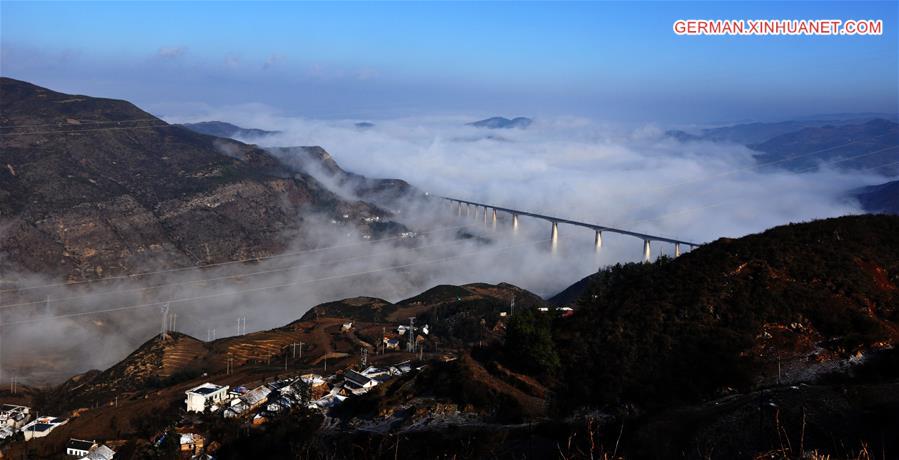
[0,320,444,459]
[0,284,567,458]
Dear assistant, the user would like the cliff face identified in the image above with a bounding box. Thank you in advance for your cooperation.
[0,78,397,281]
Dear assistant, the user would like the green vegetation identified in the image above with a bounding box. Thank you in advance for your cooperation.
[504,308,560,376]
[554,215,899,410]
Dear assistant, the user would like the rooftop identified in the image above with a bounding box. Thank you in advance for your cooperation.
[67,438,96,451]
[187,382,226,395]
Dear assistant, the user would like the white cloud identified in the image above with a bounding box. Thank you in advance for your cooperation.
[263,53,286,69]
[156,46,188,60]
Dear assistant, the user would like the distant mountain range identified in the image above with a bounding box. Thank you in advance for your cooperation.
[666,113,898,145]
[668,116,899,214]
[750,119,899,175]
[179,120,279,139]
[467,116,532,129]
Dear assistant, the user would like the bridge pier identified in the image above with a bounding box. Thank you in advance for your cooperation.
[675,242,681,257]
[594,231,603,252]
[492,208,497,230]
[483,206,489,225]
[643,240,652,262]
[512,214,519,234]
[551,222,559,252]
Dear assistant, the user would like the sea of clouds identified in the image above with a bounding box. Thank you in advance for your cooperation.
[3,113,892,383]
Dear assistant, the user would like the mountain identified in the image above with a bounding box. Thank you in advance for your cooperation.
[266,146,418,209]
[37,281,542,409]
[179,121,279,139]
[749,119,899,175]
[854,179,899,214]
[0,77,404,281]
[7,216,899,459]
[666,114,899,145]
[467,116,532,129]
[556,214,899,410]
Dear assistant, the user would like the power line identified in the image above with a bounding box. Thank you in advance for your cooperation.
[0,223,471,294]
[0,118,163,130]
[0,226,486,310]
[0,123,173,137]
[0,237,550,327]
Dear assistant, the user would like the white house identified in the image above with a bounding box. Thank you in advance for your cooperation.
[185,383,230,413]
[22,416,67,441]
[0,404,30,429]
[66,438,96,457]
[83,444,116,460]
[343,369,378,395]
[240,385,271,410]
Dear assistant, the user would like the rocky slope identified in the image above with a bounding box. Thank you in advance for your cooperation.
[266,146,418,210]
[0,78,404,281]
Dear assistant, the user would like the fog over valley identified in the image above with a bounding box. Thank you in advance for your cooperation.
[2,108,892,384]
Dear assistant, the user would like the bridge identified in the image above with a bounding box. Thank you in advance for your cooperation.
[439,196,702,262]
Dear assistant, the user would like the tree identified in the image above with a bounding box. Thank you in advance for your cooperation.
[504,308,560,376]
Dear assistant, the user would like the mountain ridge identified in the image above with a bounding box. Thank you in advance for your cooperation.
[0,77,408,281]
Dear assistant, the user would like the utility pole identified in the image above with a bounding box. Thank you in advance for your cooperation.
[510,294,516,316]
[408,317,416,353]
[160,303,170,340]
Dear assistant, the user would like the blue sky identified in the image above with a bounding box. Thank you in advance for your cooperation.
[1,1,896,123]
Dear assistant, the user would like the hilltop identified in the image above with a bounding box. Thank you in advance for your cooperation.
[467,116,532,129]
[179,121,279,139]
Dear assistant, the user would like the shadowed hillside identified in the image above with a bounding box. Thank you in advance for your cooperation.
[556,214,899,411]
